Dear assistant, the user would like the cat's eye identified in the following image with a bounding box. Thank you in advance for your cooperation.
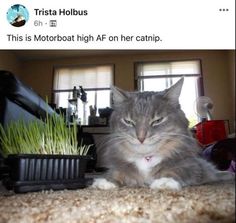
[151,117,164,126]
[122,118,135,127]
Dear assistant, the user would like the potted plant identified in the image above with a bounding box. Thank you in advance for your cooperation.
[0,114,93,193]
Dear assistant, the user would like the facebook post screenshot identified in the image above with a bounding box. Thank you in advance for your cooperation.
[0,0,235,222]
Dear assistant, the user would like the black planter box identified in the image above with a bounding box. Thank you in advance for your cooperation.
[3,154,93,193]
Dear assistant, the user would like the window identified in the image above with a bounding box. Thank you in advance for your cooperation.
[136,60,203,127]
[53,65,114,124]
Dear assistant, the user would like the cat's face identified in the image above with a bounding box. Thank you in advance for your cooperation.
[109,78,189,154]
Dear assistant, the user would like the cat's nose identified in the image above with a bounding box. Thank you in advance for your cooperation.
[136,129,147,144]
[138,136,145,144]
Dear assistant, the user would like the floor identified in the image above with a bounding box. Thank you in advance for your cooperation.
[0,180,235,223]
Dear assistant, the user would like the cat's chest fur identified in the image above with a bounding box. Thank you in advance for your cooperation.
[128,155,163,178]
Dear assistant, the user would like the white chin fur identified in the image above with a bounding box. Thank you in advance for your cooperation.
[150,177,182,190]
[91,178,117,190]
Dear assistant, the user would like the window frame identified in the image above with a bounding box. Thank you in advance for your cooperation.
[51,63,115,106]
[134,59,204,96]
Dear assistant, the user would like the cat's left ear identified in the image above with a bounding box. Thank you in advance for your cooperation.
[164,77,184,103]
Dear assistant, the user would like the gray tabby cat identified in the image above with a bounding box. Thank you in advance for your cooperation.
[92,78,234,190]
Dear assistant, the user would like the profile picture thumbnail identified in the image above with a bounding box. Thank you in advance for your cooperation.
[7,4,29,27]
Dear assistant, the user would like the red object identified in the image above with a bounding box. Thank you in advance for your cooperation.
[195,120,227,146]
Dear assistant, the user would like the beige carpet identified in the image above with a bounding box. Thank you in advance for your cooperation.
[0,181,235,223]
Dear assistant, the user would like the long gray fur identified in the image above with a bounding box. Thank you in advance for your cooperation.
[99,78,234,188]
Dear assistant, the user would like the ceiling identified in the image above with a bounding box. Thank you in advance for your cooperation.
[11,50,164,61]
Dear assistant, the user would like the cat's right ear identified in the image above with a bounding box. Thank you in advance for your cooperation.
[164,77,184,102]
[110,86,129,104]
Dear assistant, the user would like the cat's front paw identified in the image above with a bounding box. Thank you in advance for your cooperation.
[150,177,182,191]
[91,178,117,190]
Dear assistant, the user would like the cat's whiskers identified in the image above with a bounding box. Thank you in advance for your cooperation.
[99,133,132,148]
[148,132,195,143]
[160,132,195,141]
[109,132,139,144]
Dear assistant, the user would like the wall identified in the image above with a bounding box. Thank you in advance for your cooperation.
[0,51,21,76]
[18,50,235,133]
[228,51,235,132]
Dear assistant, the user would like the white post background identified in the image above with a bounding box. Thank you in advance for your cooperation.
[0,0,235,49]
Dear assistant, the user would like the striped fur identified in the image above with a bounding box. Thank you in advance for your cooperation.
[97,78,234,189]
